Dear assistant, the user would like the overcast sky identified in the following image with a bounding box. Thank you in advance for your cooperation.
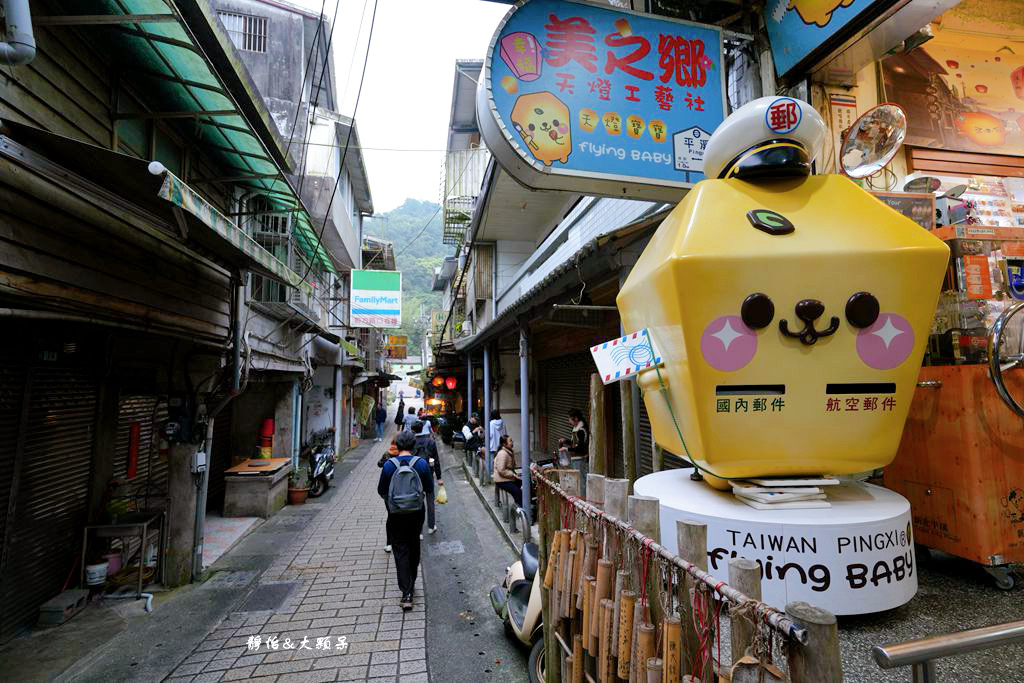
[298,0,509,213]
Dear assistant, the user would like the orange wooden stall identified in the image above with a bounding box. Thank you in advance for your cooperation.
[885,365,1024,585]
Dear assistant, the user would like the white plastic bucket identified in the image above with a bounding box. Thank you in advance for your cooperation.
[85,562,109,586]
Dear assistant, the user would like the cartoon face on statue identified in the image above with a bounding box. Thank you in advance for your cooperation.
[617,97,950,487]
[510,92,572,165]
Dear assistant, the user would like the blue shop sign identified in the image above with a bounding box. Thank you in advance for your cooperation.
[479,0,726,197]
[763,0,878,77]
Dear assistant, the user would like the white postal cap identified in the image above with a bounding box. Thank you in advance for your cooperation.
[702,96,826,180]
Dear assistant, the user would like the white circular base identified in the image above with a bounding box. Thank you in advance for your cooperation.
[634,471,917,615]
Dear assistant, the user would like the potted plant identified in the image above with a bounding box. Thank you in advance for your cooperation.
[288,463,310,505]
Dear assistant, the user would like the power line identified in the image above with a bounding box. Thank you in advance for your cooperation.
[283,0,327,162]
[297,0,378,283]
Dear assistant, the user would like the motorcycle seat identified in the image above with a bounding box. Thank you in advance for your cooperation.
[521,542,539,582]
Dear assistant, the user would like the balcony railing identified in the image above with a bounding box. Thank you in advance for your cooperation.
[442,148,490,246]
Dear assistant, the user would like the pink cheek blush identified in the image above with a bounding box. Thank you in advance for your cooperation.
[701,316,757,372]
[558,124,568,133]
[857,314,915,370]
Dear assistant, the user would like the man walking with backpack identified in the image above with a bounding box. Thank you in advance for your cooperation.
[377,430,434,610]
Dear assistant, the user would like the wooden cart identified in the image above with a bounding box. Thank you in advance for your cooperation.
[885,363,1024,589]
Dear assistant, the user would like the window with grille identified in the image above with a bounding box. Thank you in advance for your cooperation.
[247,196,290,303]
[218,11,267,53]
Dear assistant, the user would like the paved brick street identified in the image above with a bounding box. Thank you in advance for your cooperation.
[160,433,428,683]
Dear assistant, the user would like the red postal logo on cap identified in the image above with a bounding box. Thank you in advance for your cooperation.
[766,97,801,134]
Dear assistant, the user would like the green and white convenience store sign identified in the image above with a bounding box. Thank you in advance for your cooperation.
[351,270,402,328]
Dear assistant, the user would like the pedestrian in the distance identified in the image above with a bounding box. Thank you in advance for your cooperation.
[402,406,418,431]
[374,404,388,442]
[394,399,405,428]
[413,420,442,534]
[493,435,523,508]
[378,430,433,609]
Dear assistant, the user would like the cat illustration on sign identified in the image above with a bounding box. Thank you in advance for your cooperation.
[787,0,855,27]
[510,92,572,166]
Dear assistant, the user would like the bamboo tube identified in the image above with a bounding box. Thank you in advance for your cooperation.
[635,622,656,683]
[617,590,637,679]
[611,571,625,651]
[582,576,594,655]
[544,530,562,590]
[561,550,575,619]
[585,577,598,655]
[572,541,584,612]
[557,544,565,626]
[572,634,584,683]
[599,598,615,682]
[592,559,613,641]
[628,602,645,683]
[577,534,596,610]
[662,617,682,683]
[556,530,571,615]
[646,658,663,683]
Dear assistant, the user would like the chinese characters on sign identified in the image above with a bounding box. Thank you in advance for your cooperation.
[714,395,896,414]
[484,0,725,192]
[825,396,896,412]
[716,397,785,413]
[247,635,348,653]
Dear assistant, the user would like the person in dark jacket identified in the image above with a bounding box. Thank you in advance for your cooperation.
[374,404,388,442]
[378,430,434,609]
[394,400,405,428]
[413,421,442,534]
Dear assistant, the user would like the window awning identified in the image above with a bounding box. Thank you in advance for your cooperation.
[340,338,360,356]
[0,118,309,290]
[31,0,335,275]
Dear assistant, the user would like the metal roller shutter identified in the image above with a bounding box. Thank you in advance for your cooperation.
[0,363,28,611]
[538,352,592,454]
[638,395,653,476]
[3,365,97,641]
[207,408,234,512]
[113,396,169,508]
[638,390,689,473]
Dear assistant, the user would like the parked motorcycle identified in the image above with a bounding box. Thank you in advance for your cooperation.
[303,428,336,497]
[490,541,545,682]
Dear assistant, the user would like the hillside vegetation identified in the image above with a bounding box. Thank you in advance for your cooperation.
[363,199,448,352]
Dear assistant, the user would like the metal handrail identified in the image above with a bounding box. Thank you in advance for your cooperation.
[873,619,1024,682]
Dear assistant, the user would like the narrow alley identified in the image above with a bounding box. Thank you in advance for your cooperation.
[3,424,527,682]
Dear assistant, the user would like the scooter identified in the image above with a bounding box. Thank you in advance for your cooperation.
[490,541,545,682]
[304,427,336,497]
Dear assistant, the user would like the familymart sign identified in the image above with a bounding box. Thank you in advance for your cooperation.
[351,270,402,329]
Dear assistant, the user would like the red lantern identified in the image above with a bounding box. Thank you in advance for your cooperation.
[432,375,444,388]
[445,376,457,390]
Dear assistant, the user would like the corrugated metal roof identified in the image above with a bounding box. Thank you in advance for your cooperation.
[60,0,334,274]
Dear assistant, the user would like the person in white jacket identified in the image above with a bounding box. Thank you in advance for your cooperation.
[488,410,507,471]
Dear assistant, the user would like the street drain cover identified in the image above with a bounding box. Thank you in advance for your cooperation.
[201,570,259,590]
[427,540,465,556]
[236,582,297,612]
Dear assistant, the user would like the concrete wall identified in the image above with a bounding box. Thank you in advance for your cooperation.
[496,198,660,316]
[303,365,336,440]
[229,379,295,460]
[495,240,533,297]
[211,0,306,137]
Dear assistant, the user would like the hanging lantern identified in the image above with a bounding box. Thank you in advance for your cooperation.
[445,376,457,390]
[432,375,444,388]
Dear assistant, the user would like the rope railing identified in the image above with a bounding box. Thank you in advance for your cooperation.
[532,463,809,646]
